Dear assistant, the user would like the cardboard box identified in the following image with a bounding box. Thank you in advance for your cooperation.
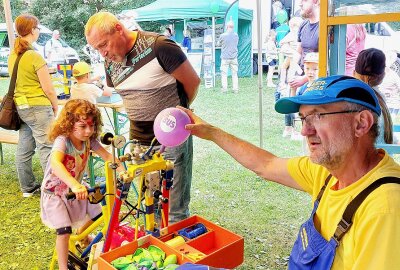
[98,215,244,269]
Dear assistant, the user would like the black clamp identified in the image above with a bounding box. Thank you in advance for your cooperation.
[333,218,352,245]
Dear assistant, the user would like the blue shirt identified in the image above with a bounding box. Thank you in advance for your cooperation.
[182,37,192,52]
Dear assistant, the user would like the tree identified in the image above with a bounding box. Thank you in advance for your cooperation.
[28,0,156,57]
[0,1,29,22]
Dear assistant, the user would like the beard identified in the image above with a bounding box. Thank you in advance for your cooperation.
[309,128,354,170]
[301,8,313,19]
[107,54,124,63]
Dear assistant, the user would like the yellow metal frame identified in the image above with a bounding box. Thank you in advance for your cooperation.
[49,152,173,268]
[49,162,115,269]
[319,0,400,77]
[126,153,173,239]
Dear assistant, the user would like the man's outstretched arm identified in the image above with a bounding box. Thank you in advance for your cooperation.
[180,107,303,190]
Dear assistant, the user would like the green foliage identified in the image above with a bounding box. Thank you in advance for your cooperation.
[0,1,29,22]
[27,0,156,57]
[141,21,164,33]
[0,0,162,58]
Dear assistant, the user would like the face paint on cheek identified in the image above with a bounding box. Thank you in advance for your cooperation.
[73,127,83,137]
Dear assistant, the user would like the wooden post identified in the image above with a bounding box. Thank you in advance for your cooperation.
[3,0,14,49]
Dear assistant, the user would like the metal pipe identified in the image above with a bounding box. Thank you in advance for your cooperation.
[256,0,263,148]
[3,0,14,49]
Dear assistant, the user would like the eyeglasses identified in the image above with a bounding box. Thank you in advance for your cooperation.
[299,110,361,126]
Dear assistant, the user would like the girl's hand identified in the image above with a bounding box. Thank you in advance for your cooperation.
[71,184,88,200]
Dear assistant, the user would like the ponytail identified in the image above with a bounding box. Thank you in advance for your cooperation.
[14,14,39,55]
[374,89,393,144]
[14,36,31,55]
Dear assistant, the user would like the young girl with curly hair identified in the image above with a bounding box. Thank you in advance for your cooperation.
[40,99,121,269]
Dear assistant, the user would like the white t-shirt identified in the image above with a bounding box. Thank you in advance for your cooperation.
[70,83,103,104]
[45,38,64,63]
[379,69,400,110]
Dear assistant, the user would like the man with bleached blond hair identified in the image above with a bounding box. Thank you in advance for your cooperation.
[85,11,200,223]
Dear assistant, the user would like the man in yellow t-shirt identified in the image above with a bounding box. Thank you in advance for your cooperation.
[180,75,400,270]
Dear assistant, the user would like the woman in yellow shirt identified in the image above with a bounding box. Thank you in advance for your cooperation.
[8,14,58,197]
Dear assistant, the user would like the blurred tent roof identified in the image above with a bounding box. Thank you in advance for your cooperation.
[118,0,254,78]
[119,0,253,23]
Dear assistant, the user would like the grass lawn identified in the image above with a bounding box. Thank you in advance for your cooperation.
[0,75,311,269]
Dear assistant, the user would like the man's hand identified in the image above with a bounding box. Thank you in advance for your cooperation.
[171,60,200,105]
[178,106,217,141]
[288,75,307,89]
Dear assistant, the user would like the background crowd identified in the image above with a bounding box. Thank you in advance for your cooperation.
[266,0,400,145]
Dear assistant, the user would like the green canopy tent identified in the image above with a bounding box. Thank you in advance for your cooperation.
[119,0,253,77]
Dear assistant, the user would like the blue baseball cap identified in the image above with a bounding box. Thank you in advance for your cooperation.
[275,75,381,116]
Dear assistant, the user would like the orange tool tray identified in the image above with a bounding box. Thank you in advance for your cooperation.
[98,215,244,269]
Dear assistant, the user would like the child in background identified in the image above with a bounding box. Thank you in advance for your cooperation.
[279,18,304,139]
[297,52,319,96]
[282,53,319,139]
[279,16,303,89]
[292,52,319,144]
[40,99,122,270]
[70,61,112,104]
[265,29,278,87]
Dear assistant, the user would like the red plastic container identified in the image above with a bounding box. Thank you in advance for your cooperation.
[110,224,145,250]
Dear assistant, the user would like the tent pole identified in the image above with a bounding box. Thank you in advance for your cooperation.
[212,16,216,87]
[256,0,263,148]
[3,0,14,49]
